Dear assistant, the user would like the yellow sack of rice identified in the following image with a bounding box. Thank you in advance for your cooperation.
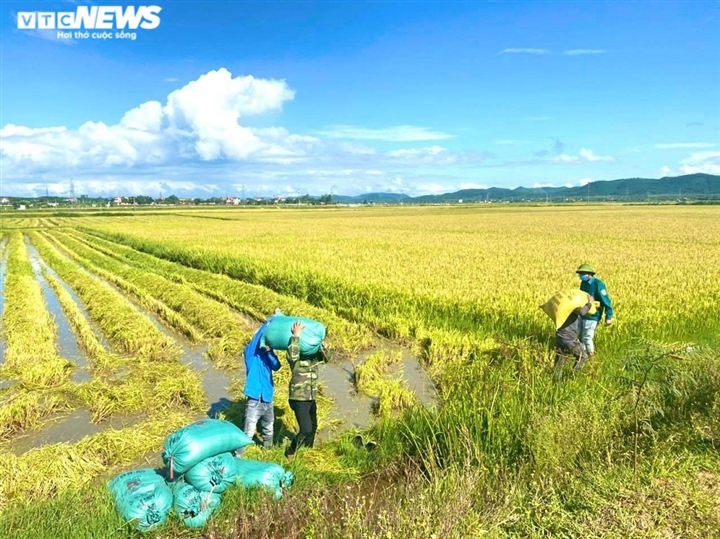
[540,289,597,329]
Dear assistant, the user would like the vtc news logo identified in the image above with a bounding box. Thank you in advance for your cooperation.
[17,5,162,30]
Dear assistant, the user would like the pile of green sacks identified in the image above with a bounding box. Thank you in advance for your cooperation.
[108,418,295,532]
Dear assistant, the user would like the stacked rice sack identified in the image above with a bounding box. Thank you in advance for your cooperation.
[108,418,250,531]
[234,457,295,500]
[163,419,251,528]
[108,468,173,533]
[108,418,296,531]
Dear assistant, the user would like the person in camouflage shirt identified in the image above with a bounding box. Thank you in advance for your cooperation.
[284,321,331,461]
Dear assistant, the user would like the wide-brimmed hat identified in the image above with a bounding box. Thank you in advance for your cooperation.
[576,263,596,274]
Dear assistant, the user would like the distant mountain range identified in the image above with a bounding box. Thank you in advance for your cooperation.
[332,173,720,204]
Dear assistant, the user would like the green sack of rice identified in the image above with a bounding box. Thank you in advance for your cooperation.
[172,480,223,529]
[162,419,252,479]
[260,314,326,356]
[108,468,173,532]
[234,458,294,499]
[184,452,238,493]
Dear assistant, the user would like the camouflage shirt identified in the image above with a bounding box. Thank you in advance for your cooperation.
[286,336,330,401]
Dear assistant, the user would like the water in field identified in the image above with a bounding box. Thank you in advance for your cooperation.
[26,240,91,383]
[178,342,236,417]
[317,361,375,441]
[356,337,439,407]
[107,286,239,416]
[4,408,141,456]
[27,240,112,350]
[32,237,241,418]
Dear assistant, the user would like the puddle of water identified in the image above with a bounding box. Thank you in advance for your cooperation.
[317,362,375,441]
[3,408,142,456]
[391,357,439,408]
[355,337,439,409]
[179,342,236,418]
[0,379,16,390]
[26,240,111,351]
[35,241,244,420]
[25,240,91,383]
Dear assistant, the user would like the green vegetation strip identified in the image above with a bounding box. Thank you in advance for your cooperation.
[69,229,374,354]
[46,230,253,367]
[42,231,202,344]
[355,351,417,418]
[76,227,534,340]
[28,232,179,362]
[36,248,208,422]
[0,233,72,389]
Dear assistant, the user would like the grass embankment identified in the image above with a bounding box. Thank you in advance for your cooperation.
[1,341,718,538]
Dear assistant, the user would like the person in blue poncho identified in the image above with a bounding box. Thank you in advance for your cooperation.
[237,313,282,456]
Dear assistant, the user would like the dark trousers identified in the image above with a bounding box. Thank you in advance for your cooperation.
[553,340,588,380]
[287,399,317,455]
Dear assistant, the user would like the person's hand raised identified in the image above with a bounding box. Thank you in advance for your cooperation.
[291,321,305,337]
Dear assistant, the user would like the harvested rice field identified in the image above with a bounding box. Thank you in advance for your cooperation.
[0,204,719,539]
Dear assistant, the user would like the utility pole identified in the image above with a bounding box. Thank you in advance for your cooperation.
[70,178,76,208]
[587,183,590,205]
[241,184,246,204]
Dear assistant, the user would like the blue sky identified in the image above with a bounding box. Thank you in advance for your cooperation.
[1,0,718,198]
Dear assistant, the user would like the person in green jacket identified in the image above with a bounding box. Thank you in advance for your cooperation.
[284,321,331,461]
[576,263,615,359]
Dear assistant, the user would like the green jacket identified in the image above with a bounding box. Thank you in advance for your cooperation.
[579,276,614,322]
[286,336,330,401]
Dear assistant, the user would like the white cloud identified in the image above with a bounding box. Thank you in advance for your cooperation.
[459,183,489,189]
[164,77,179,82]
[316,125,452,141]
[336,142,378,155]
[388,145,445,158]
[533,182,556,188]
[655,142,714,150]
[563,49,606,55]
[659,151,720,177]
[554,148,615,163]
[498,48,549,55]
[416,183,450,194]
[579,178,593,186]
[677,151,720,175]
[383,146,491,167]
[0,68,299,172]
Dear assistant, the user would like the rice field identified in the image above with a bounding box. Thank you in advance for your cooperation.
[0,204,719,538]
